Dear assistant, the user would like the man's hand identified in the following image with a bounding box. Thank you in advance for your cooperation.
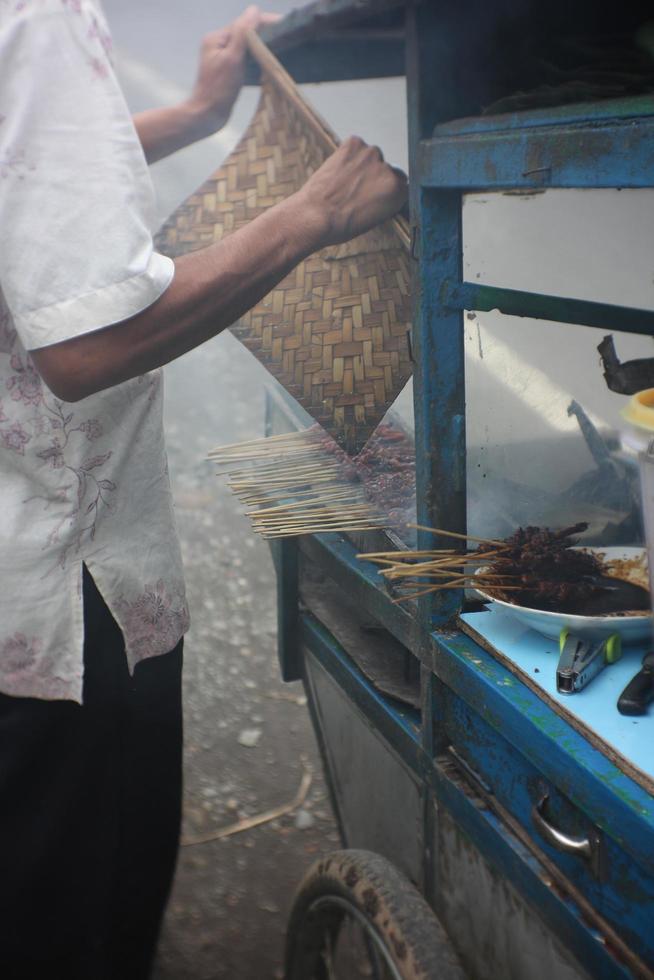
[134,6,280,163]
[298,136,408,247]
[186,5,281,137]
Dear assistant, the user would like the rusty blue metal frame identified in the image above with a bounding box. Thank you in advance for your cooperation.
[407,3,466,632]
[410,187,465,629]
[420,117,654,191]
[408,11,654,624]
[405,2,654,972]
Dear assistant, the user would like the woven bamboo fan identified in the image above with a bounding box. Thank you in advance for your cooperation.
[156,32,412,454]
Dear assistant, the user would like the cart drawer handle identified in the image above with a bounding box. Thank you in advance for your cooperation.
[532,794,592,860]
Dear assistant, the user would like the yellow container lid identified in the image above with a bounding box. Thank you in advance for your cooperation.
[622,388,654,432]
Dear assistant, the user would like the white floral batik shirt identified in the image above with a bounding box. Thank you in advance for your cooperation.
[0,0,190,702]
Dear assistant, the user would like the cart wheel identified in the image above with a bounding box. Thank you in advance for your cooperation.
[284,849,466,980]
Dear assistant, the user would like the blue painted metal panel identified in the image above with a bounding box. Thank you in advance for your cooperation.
[461,607,654,786]
[440,683,654,965]
[419,118,654,190]
[448,282,654,336]
[429,630,654,875]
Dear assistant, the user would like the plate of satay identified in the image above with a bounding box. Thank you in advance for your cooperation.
[475,542,650,645]
[359,523,652,645]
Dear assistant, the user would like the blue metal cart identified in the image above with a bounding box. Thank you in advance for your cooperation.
[255,2,654,977]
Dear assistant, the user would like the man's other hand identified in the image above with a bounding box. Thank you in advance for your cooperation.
[187,6,281,136]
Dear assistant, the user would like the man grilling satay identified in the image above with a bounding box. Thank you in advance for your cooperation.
[0,3,407,978]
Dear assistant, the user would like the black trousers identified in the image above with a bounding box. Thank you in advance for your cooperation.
[0,568,183,980]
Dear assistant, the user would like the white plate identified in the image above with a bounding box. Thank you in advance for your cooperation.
[475,546,651,646]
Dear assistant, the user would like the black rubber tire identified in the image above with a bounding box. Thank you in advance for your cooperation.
[284,849,467,980]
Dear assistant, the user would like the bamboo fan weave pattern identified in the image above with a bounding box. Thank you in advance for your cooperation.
[155,36,412,454]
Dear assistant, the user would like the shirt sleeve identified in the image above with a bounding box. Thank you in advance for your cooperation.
[0,0,174,350]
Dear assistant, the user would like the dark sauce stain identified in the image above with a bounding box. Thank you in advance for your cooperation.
[559,577,650,617]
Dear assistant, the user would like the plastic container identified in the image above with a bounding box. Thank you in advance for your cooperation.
[622,389,654,613]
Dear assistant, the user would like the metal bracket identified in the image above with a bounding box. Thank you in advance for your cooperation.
[410,223,420,261]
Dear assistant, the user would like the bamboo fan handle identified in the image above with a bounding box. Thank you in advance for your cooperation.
[246,30,411,252]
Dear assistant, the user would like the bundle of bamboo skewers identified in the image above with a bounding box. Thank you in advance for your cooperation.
[357,524,516,603]
[208,429,390,538]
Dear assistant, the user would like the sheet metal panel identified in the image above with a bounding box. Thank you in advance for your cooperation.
[429,630,654,878]
[304,646,424,885]
[436,804,591,980]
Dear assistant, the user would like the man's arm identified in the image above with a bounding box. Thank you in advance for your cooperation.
[133,6,280,164]
[31,138,407,402]
[132,102,216,166]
